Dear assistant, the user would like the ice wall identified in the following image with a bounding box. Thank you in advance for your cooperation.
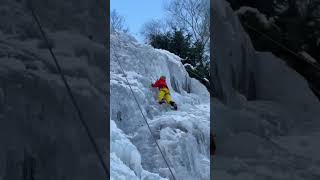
[212,0,320,179]
[110,31,210,179]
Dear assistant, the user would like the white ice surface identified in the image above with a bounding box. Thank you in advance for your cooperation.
[110,31,210,180]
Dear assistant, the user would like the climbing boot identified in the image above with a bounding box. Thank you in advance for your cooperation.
[170,101,178,110]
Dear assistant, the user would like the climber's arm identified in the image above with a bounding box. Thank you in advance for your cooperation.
[151,79,160,88]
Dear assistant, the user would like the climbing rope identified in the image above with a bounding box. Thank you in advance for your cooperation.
[111,41,177,180]
[26,1,110,177]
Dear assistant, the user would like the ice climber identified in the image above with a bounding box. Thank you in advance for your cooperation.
[151,75,178,110]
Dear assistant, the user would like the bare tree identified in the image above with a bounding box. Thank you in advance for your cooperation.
[140,19,168,42]
[110,9,129,32]
[165,0,210,47]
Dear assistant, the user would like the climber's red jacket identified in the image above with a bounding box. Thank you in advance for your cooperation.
[152,78,168,89]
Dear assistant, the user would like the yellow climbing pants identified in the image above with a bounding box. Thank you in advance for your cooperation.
[158,88,171,104]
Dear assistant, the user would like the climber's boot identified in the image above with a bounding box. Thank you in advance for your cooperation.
[170,101,178,110]
[158,99,166,104]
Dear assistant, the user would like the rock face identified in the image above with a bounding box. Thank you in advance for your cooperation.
[0,1,108,180]
[212,0,320,179]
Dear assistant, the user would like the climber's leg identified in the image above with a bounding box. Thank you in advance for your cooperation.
[158,89,166,104]
[164,92,171,104]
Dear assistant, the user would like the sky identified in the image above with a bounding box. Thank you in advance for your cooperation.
[110,0,168,43]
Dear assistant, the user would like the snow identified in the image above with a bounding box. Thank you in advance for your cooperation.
[183,63,196,70]
[0,1,108,178]
[111,120,168,180]
[213,0,320,179]
[110,152,140,180]
[299,51,318,64]
[110,31,209,179]
[236,7,272,29]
